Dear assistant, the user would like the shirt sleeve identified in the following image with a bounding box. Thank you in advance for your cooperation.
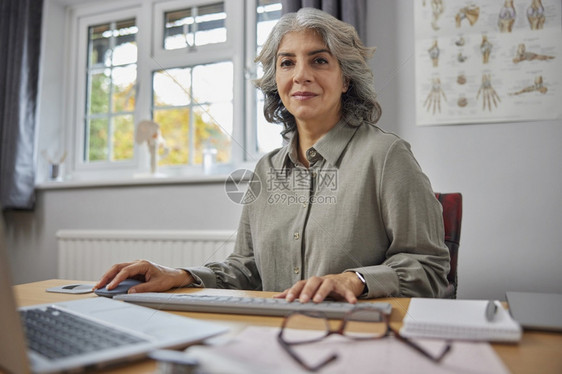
[182,192,263,291]
[348,138,450,298]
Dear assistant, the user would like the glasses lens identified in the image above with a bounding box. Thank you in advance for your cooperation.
[343,310,387,338]
[282,312,329,344]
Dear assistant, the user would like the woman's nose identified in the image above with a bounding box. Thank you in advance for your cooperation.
[293,62,312,84]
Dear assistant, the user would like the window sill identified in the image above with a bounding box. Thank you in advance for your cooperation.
[35,163,257,190]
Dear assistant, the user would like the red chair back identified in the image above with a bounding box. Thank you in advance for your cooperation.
[435,193,463,298]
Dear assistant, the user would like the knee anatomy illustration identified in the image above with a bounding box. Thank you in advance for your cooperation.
[481,35,492,64]
[428,40,440,67]
[498,0,516,32]
[476,74,501,112]
[422,0,444,30]
[424,77,447,114]
[428,0,444,30]
[510,76,548,95]
[512,43,555,63]
[456,4,480,28]
[527,0,545,30]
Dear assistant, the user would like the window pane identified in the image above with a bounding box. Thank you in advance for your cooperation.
[113,115,134,160]
[89,24,111,67]
[154,108,189,165]
[164,8,192,50]
[85,18,137,164]
[113,20,138,65]
[257,92,283,153]
[195,3,226,47]
[164,2,226,50]
[153,61,233,167]
[193,106,231,164]
[205,102,233,137]
[257,1,282,47]
[89,70,110,114]
[112,65,136,112]
[88,117,108,161]
[153,68,191,106]
[192,62,232,103]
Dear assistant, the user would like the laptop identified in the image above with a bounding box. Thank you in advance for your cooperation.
[506,291,562,332]
[0,216,228,373]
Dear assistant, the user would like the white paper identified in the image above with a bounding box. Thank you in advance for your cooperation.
[186,326,510,374]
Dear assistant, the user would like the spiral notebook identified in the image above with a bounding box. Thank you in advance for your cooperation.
[400,298,522,342]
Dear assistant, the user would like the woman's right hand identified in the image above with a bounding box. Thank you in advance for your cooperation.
[93,260,194,294]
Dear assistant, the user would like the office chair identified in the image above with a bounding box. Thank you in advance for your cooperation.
[435,193,463,299]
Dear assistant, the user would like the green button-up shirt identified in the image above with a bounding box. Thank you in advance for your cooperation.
[187,120,450,298]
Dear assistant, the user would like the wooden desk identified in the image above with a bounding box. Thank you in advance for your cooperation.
[14,280,562,374]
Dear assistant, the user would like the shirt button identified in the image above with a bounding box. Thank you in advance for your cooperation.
[293,267,300,274]
[293,232,300,240]
[308,149,317,158]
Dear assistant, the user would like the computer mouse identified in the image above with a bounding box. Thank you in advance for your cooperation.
[94,278,143,298]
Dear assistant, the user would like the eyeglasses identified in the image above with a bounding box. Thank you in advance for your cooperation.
[277,309,452,372]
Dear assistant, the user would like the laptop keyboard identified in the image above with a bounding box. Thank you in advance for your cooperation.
[115,293,393,319]
[20,307,148,360]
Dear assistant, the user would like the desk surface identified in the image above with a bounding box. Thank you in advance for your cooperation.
[14,279,562,374]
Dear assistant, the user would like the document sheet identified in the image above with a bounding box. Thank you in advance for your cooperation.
[186,326,510,374]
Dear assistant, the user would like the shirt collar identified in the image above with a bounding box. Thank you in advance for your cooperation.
[276,120,359,169]
[313,120,359,167]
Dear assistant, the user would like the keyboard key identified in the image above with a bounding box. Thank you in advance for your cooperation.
[115,293,392,319]
[20,307,148,360]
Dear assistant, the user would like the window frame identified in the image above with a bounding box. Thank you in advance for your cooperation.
[62,0,270,182]
[152,0,235,62]
[71,6,143,177]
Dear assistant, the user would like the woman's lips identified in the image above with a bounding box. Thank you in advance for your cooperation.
[292,91,317,100]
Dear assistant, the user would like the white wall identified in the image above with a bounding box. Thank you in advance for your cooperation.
[367,1,562,299]
[5,183,242,285]
[5,0,562,299]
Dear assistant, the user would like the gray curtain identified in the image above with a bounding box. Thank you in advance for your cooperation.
[281,0,366,42]
[0,0,43,210]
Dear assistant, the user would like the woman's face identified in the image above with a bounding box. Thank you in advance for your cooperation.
[275,29,347,128]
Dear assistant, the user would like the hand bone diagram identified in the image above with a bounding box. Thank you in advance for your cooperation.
[422,0,554,115]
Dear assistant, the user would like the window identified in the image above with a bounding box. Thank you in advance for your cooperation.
[67,0,282,181]
[163,3,227,50]
[85,19,138,163]
[152,62,233,166]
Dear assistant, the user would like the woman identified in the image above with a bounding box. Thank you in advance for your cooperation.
[95,8,450,303]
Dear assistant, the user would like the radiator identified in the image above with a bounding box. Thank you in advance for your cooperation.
[56,229,236,281]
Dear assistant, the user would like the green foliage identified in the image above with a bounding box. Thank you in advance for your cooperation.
[154,105,231,166]
[88,118,108,161]
[90,72,109,114]
[113,115,134,160]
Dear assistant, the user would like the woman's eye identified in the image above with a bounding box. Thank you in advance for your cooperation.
[314,57,328,64]
[279,59,293,67]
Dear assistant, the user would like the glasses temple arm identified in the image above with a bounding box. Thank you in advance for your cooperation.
[388,325,452,363]
[277,334,338,372]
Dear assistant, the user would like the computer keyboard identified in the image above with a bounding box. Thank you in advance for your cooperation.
[20,307,148,360]
[114,293,392,319]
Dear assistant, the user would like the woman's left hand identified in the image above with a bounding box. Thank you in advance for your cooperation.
[274,272,365,304]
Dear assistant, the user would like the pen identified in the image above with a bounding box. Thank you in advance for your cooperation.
[485,300,498,321]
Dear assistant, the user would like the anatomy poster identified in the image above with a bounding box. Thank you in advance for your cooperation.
[415,0,562,126]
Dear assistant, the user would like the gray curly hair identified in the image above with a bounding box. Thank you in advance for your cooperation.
[254,7,382,138]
